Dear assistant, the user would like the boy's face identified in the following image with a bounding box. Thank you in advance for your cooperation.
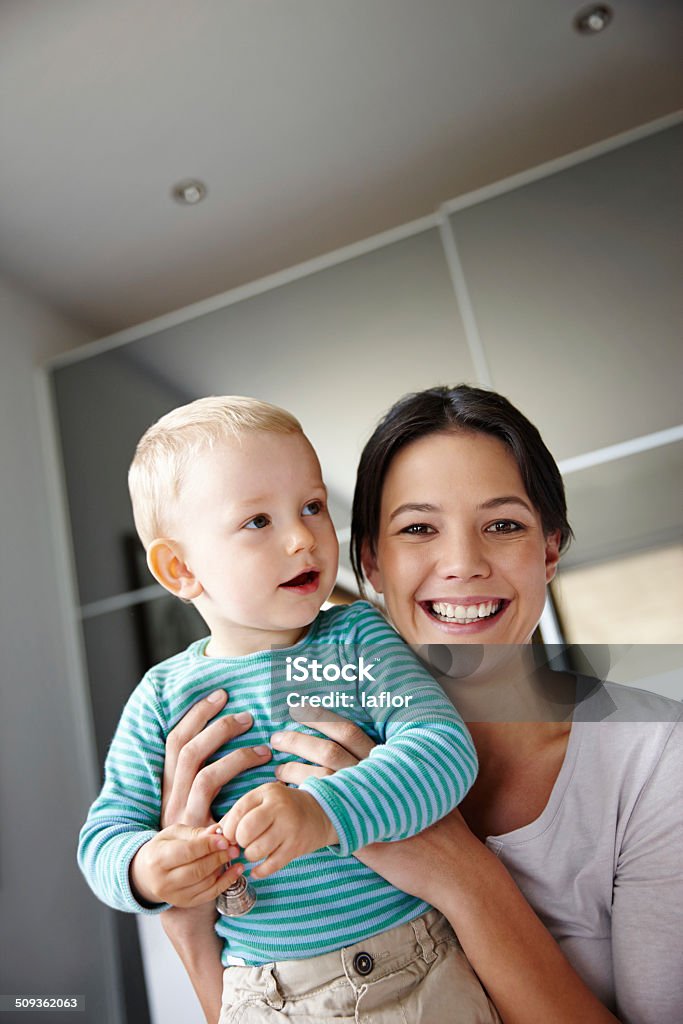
[170,430,339,656]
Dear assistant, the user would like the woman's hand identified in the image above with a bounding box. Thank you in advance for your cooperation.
[270,708,376,782]
[161,689,271,829]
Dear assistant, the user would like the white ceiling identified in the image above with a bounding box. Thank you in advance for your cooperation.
[2,0,682,335]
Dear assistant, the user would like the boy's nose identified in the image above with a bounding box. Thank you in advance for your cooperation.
[286,522,317,556]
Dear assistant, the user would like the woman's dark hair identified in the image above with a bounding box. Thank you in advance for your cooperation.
[351,384,572,591]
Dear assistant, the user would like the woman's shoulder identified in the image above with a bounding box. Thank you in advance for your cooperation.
[572,678,682,799]
[574,675,682,723]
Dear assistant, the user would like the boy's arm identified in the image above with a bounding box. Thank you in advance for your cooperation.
[77,675,173,913]
[220,604,475,872]
[296,603,477,856]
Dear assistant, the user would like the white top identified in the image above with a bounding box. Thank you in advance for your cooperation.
[486,680,683,1024]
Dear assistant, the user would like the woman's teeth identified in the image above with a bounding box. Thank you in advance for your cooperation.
[430,600,502,624]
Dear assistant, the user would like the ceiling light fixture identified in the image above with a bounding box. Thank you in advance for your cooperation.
[574,5,613,34]
[171,179,207,205]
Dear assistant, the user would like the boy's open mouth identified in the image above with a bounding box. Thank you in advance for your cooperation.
[280,570,320,589]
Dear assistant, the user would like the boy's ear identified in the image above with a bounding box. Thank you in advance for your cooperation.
[146,539,203,601]
[360,541,383,595]
[544,530,562,584]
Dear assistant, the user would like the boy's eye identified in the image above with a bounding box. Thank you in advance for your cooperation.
[485,520,522,534]
[400,523,435,535]
[244,514,271,530]
[302,500,323,516]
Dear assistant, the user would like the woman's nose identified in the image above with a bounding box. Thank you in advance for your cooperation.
[435,532,490,580]
[286,521,317,556]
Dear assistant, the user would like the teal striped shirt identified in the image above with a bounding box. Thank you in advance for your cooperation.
[78,601,477,964]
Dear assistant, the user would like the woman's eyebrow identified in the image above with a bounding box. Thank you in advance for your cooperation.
[389,502,440,521]
[480,496,533,513]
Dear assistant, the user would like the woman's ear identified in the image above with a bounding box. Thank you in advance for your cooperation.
[544,530,562,583]
[360,541,384,595]
[146,539,203,601]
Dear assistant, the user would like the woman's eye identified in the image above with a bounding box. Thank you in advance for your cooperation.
[400,523,435,535]
[486,520,522,534]
[244,514,271,530]
[302,500,323,516]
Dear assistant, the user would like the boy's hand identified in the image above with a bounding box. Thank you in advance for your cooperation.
[218,782,338,879]
[130,823,242,907]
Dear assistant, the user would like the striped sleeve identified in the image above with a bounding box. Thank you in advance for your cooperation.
[77,674,169,914]
[300,603,478,856]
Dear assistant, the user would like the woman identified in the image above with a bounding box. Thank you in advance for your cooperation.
[160,385,682,1024]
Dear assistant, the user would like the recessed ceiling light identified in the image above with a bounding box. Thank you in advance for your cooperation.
[574,5,613,34]
[171,179,207,205]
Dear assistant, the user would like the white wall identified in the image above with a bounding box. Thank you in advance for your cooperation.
[0,275,121,1023]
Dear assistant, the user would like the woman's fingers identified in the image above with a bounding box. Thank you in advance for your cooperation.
[162,691,229,822]
[165,690,229,769]
[161,700,259,826]
[274,762,332,784]
[183,745,272,825]
[271,712,376,769]
[169,712,254,799]
[270,729,357,770]
[301,714,378,760]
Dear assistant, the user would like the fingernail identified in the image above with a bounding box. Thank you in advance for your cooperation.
[207,690,225,703]
[270,731,283,743]
[214,838,228,851]
[234,712,252,724]
[253,745,270,755]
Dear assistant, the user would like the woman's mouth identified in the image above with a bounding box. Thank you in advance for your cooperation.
[423,599,506,625]
[280,570,320,594]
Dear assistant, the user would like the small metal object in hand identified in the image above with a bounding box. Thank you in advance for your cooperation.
[216,873,257,916]
[214,825,257,916]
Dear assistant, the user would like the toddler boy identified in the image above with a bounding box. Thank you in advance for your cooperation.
[78,396,498,1023]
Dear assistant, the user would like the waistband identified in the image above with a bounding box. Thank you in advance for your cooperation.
[222,908,456,1001]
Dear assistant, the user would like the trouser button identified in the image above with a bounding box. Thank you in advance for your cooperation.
[353,952,374,975]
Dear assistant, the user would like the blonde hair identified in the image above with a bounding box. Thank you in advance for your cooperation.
[129,395,302,547]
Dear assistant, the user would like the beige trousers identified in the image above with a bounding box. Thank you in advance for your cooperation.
[219,908,500,1023]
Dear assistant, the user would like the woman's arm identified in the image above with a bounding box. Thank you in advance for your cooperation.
[159,690,272,1024]
[610,718,683,1023]
[274,713,620,1024]
[357,815,619,1024]
[160,905,224,1024]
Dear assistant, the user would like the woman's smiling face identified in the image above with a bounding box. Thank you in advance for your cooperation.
[363,430,560,649]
